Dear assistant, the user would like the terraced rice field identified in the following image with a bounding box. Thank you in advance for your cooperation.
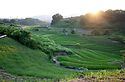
[31,27,125,69]
[57,49,121,69]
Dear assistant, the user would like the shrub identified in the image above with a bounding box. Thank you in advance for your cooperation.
[11,30,31,40]
[91,29,101,35]
[71,29,76,34]
[91,29,111,35]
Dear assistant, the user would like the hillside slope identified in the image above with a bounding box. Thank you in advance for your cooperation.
[0,37,76,79]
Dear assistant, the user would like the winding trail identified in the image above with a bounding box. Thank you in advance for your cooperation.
[52,56,60,65]
[52,52,88,70]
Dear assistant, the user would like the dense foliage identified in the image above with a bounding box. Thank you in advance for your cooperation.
[80,10,125,33]
[0,24,39,49]
[51,16,80,28]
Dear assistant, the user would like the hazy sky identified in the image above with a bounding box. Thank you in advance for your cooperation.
[0,0,125,18]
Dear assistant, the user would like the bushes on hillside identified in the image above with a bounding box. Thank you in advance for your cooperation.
[11,30,31,40]
[0,24,39,49]
[0,24,73,56]
[0,26,17,36]
[11,30,40,49]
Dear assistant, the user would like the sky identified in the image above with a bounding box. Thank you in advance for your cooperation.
[0,0,125,18]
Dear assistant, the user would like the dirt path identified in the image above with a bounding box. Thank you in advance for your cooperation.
[0,69,45,81]
[68,78,89,82]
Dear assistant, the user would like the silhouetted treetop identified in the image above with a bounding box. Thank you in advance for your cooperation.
[51,13,63,25]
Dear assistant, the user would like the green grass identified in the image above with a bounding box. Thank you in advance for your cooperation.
[0,37,76,79]
[1,25,124,80]
[29,27,124,69]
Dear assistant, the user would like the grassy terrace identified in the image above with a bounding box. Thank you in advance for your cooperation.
[30,27,125,69]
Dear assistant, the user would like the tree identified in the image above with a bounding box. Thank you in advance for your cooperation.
[51,13,63,25]
[2,19,10,23]
[10,19,16,23]
[71,28,76,34]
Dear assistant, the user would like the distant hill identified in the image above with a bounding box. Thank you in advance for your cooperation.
[0,18,50,26]
[32,15,52,23]
[16,18,50,26]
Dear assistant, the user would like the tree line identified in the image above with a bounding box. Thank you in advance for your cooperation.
[51,10,125,34]
[80,10,125,30]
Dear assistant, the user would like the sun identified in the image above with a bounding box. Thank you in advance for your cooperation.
[87,10,101,17]
[85,7,101,16]
[91,10,100,15]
